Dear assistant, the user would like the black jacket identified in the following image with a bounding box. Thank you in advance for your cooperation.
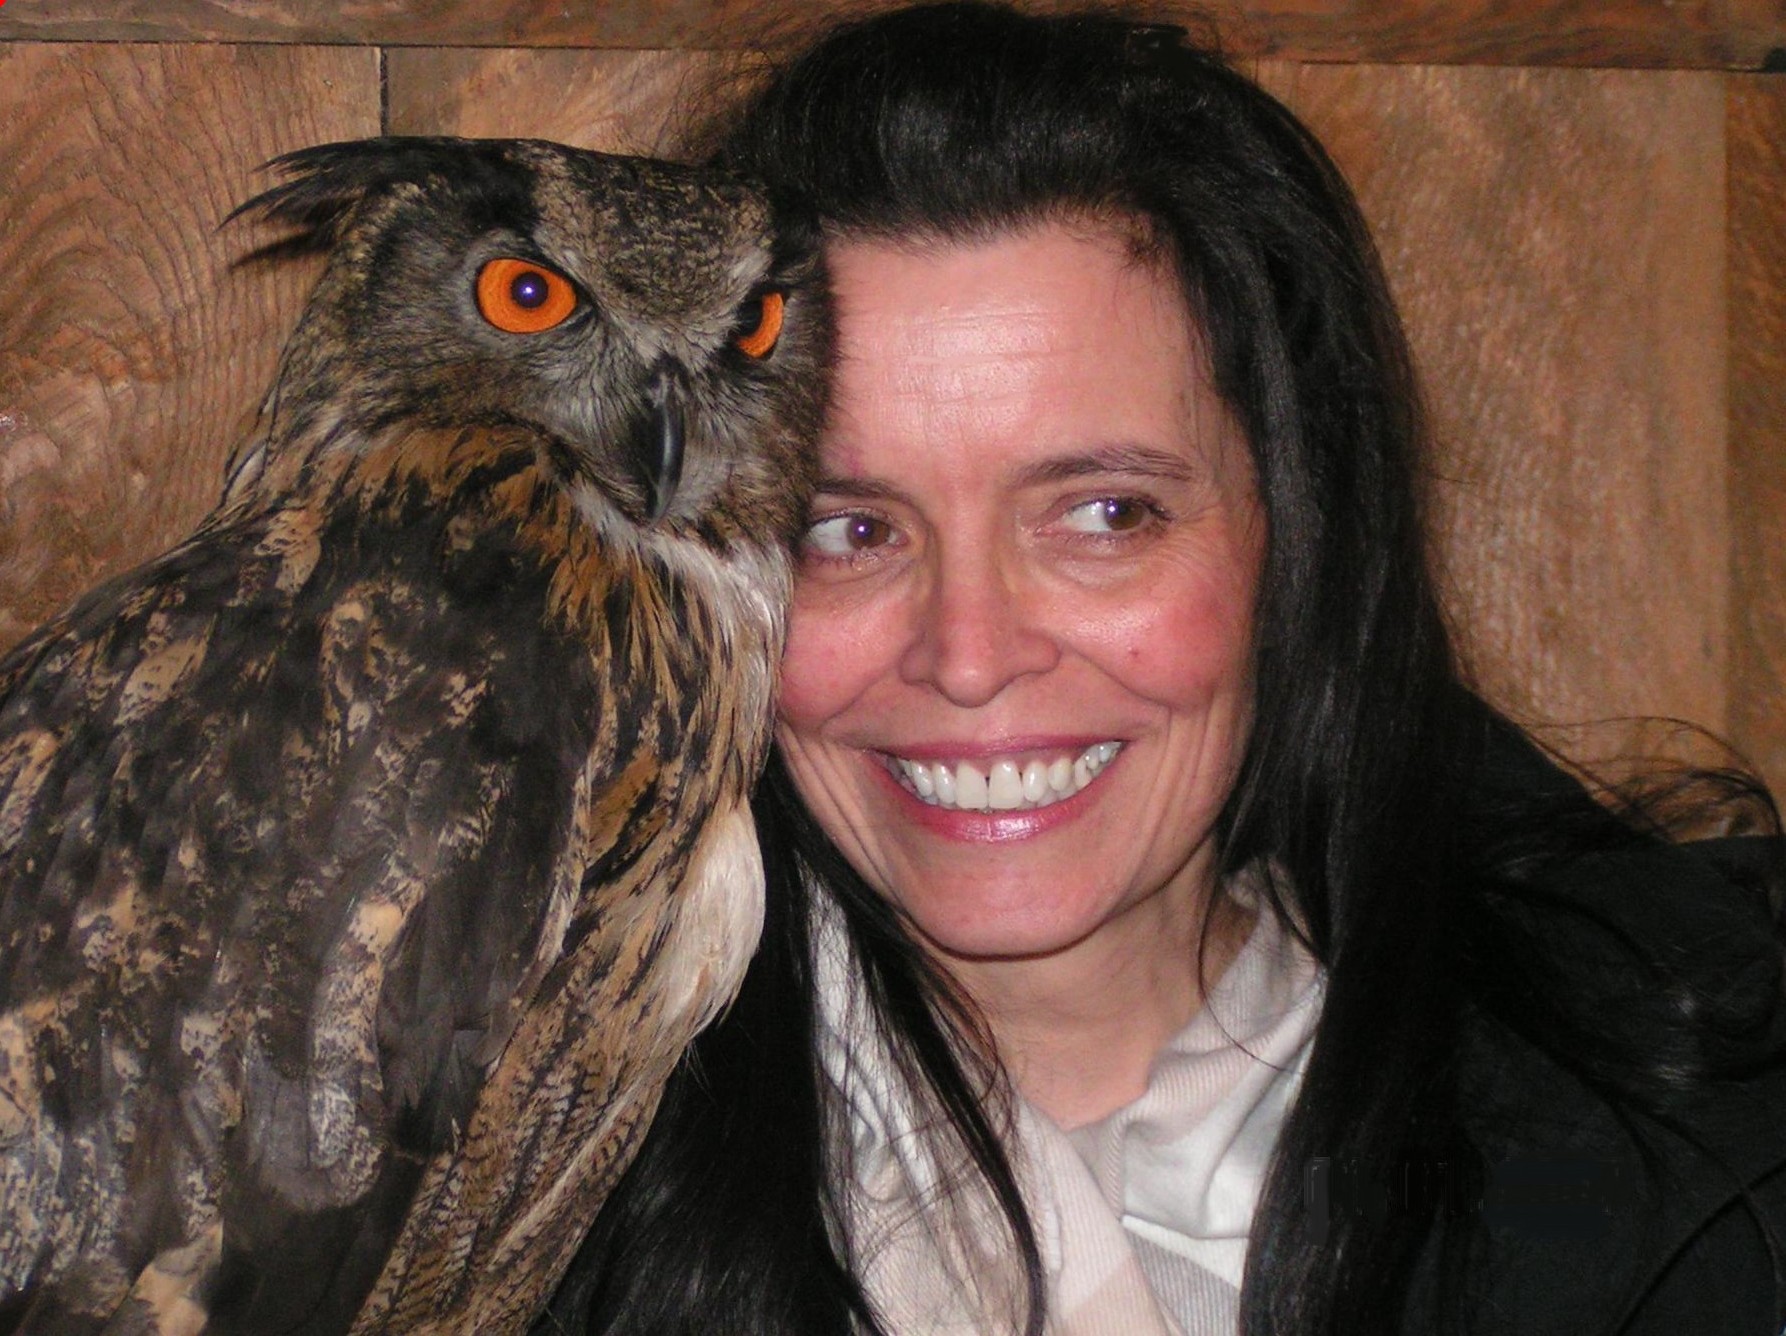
[1403,755,1786,1334]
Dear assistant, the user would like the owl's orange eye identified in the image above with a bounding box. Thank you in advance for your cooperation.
[476,258,578,334]
[732,289,785,359]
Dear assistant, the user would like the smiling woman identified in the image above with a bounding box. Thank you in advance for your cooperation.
[790,234,1254,924]
[538,5,1786,1335]
[778,227,1264,1125]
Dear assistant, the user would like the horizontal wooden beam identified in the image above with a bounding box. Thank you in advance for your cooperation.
[0,0,1782,70]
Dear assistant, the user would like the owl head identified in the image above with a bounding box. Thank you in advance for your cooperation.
[234,136,827,542]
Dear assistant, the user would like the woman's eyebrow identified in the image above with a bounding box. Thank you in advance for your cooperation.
[811,475,909,502]
[1013,445,1203,486]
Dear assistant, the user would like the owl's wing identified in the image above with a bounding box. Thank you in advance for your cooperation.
[0,474,633,1331]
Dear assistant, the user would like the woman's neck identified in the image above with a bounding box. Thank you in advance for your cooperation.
[943,891,1256,1130]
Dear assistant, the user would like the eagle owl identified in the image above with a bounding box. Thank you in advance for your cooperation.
[0,137,825,1333]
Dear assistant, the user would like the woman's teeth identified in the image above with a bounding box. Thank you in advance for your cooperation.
[888,743,1122,812]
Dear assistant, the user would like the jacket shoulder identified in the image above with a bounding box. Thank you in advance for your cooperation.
[1431,834,1786,1335]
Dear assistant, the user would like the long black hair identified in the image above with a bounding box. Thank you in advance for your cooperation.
[541,6,1784,1333]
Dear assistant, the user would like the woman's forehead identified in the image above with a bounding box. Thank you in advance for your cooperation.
[817,222,1248,495]
[825,210,1176,298]
[824,223,1199,372]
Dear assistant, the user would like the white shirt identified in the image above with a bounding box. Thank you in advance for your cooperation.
[817,886,1325,1335]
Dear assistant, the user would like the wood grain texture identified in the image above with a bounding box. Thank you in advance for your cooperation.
[0,35,1764,797]
[385,47,741,151]
[0,0,1782,69]
[1262,63,1729,742]
[1728,76,1786,796]
[0,43,379,653]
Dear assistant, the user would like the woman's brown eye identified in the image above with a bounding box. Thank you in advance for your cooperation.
[804,512,895,557]
[1064,496,1154,534]
[848,516,892,548]
[733,289,785,358]
[1102,499,1147,531]
[476,257,578,334]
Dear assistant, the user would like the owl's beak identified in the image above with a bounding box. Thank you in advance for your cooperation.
[629,361,684,523]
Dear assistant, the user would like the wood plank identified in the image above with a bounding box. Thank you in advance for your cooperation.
[0,43,379,652]
[1728,76,1786,797]
[1261,63,1729,746]
[385,47,741,151]
[0,0,1781,70]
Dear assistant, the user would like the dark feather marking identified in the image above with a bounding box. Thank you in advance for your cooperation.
[229,137,544,264]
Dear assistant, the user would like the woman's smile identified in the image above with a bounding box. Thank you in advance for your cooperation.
[879,740,1124,812]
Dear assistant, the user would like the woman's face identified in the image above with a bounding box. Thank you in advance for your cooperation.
[777,222,1263,970]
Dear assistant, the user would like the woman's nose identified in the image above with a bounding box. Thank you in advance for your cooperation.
[897,545,1060,707]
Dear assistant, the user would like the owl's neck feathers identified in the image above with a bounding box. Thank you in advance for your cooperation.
[223,417,791,698]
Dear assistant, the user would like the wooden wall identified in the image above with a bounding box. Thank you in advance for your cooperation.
[1,2,1782,793]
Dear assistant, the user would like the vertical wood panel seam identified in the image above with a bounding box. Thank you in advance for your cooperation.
[1724,69,1737,766]
[1724,74,1786,794]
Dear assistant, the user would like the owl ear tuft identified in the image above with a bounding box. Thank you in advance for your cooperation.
[228,136,526,261]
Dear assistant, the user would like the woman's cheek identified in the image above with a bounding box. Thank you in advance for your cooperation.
[777,584,893,728]
[775,625,838,730]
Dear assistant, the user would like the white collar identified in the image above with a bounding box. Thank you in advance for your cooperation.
[812,874,1325,1334]
[1053,903,1324,1290]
